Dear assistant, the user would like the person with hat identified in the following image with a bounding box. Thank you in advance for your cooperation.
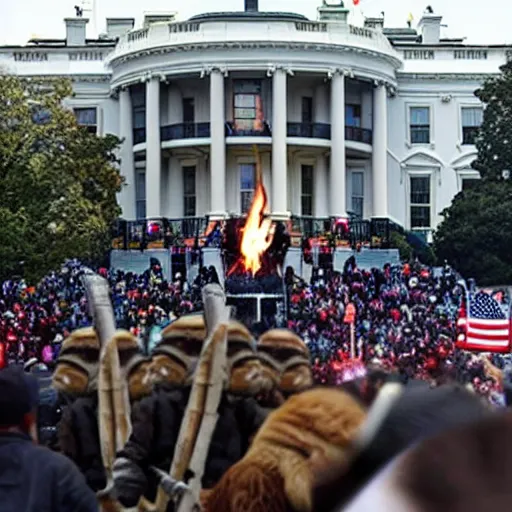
[113,315,268,510]
[256,328,313,409]
[0,366,97,511]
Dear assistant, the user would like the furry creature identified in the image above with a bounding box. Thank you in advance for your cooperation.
[203,388,366,512]
[113,330,152,401]
[52,327,100,395]
[227,320,266,396]
[257,329,313,397]
[149,314,206,386]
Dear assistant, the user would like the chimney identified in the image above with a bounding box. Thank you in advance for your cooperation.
[318,1,349,23]
[64,17,89,46]
[364,17,384,31]
[106,18,135,39]
[245,0,258,12]
[418,10,442,44]
[143,12,177,28]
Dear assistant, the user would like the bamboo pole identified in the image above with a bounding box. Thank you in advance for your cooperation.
[154,284,229,511]
[82,274,125,512]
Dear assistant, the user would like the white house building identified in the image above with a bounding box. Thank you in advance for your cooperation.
[1,0,509,241]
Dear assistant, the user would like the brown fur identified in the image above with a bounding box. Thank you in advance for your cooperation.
[257,330,313,398]
[258,329,309,355]
[204,388,366,512]
[52,327,101,395]
[280,364,314,395]
[152,315,206,386]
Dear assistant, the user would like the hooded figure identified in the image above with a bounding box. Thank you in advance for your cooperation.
[113,316,268,510]
[57,329,151,492]
[257,329,313,408]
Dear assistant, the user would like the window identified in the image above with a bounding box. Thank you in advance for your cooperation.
[74,107,97,134]
[132,86,146,129]
[409,176,431,229]
[135,170,146,219]
[183,98,195,123]
[301,165,314,216]
[345,104,361,127]
[351,172,364,218]
[233,80,264,134]
[240,163,256,213]
[462,177,479,191]
[461,107,483,145]
[301,97,313,124]
[183,166,196,217]
[410,107,430,144]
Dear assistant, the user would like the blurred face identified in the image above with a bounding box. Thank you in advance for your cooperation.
[229,358,266,396]
[127,361,152,400]
[149,354,190,386]
[281,364,313,394]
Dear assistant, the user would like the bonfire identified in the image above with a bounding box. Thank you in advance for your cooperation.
[228,147,275,277]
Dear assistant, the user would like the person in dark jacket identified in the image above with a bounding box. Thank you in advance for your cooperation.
[0,366,97,512]
[113,316,268,509]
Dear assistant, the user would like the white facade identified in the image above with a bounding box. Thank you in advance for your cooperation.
[1,4,510,238]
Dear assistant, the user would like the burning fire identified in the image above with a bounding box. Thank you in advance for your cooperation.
[228,148,275,276]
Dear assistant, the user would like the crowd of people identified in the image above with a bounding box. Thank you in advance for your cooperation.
[1,256,512,511]
[0,257,508,402]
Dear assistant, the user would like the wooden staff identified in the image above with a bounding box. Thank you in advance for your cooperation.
[82,274,128,512]
[154,283,230,511]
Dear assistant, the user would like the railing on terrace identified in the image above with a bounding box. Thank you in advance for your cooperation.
[225,121,272,137]
[107,18,400,65]
[161,122,210,141]
[287,122,330,139]
[112,217,209,250]
[133,123,372,144]
[111,216,406,251]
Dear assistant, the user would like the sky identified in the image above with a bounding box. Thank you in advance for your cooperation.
[0,0,511,46]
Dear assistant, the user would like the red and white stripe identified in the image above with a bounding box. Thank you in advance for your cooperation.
[464,318,511,351]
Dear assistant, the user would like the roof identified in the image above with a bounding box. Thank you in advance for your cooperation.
[188,11,308,22]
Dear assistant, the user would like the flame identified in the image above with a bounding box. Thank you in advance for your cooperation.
[229,147,275,276]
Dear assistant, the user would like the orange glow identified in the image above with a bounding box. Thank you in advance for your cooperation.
[229,146,275,276]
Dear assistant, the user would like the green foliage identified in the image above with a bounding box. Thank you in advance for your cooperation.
[0,75,123,282]
[472,61,512,181]
[389,231,413,262]
[434,181,512,285]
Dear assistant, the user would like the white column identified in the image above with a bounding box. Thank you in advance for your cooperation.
[168,156,184,217]
[118,87,136,220]
[271,68,288,217]
[209,69,226,217]
[314,154,329,217]
[167,84,183,125]
[330,71,347,218]
[372,84,388,218]
[145,78,161,218]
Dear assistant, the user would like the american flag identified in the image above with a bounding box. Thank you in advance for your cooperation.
[465,292,511,351]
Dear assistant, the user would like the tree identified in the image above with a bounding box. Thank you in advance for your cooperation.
[434,61,512,285]
[472,61,512,180]
[0,75,122,282]
[434,181,512,285]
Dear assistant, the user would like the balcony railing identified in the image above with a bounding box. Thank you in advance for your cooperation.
[287,122,331,139]
[225,121,272,137]
[112,215,408,251]
[345,126,372,144]
[161,122,210,141]
[133,123,372,145]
